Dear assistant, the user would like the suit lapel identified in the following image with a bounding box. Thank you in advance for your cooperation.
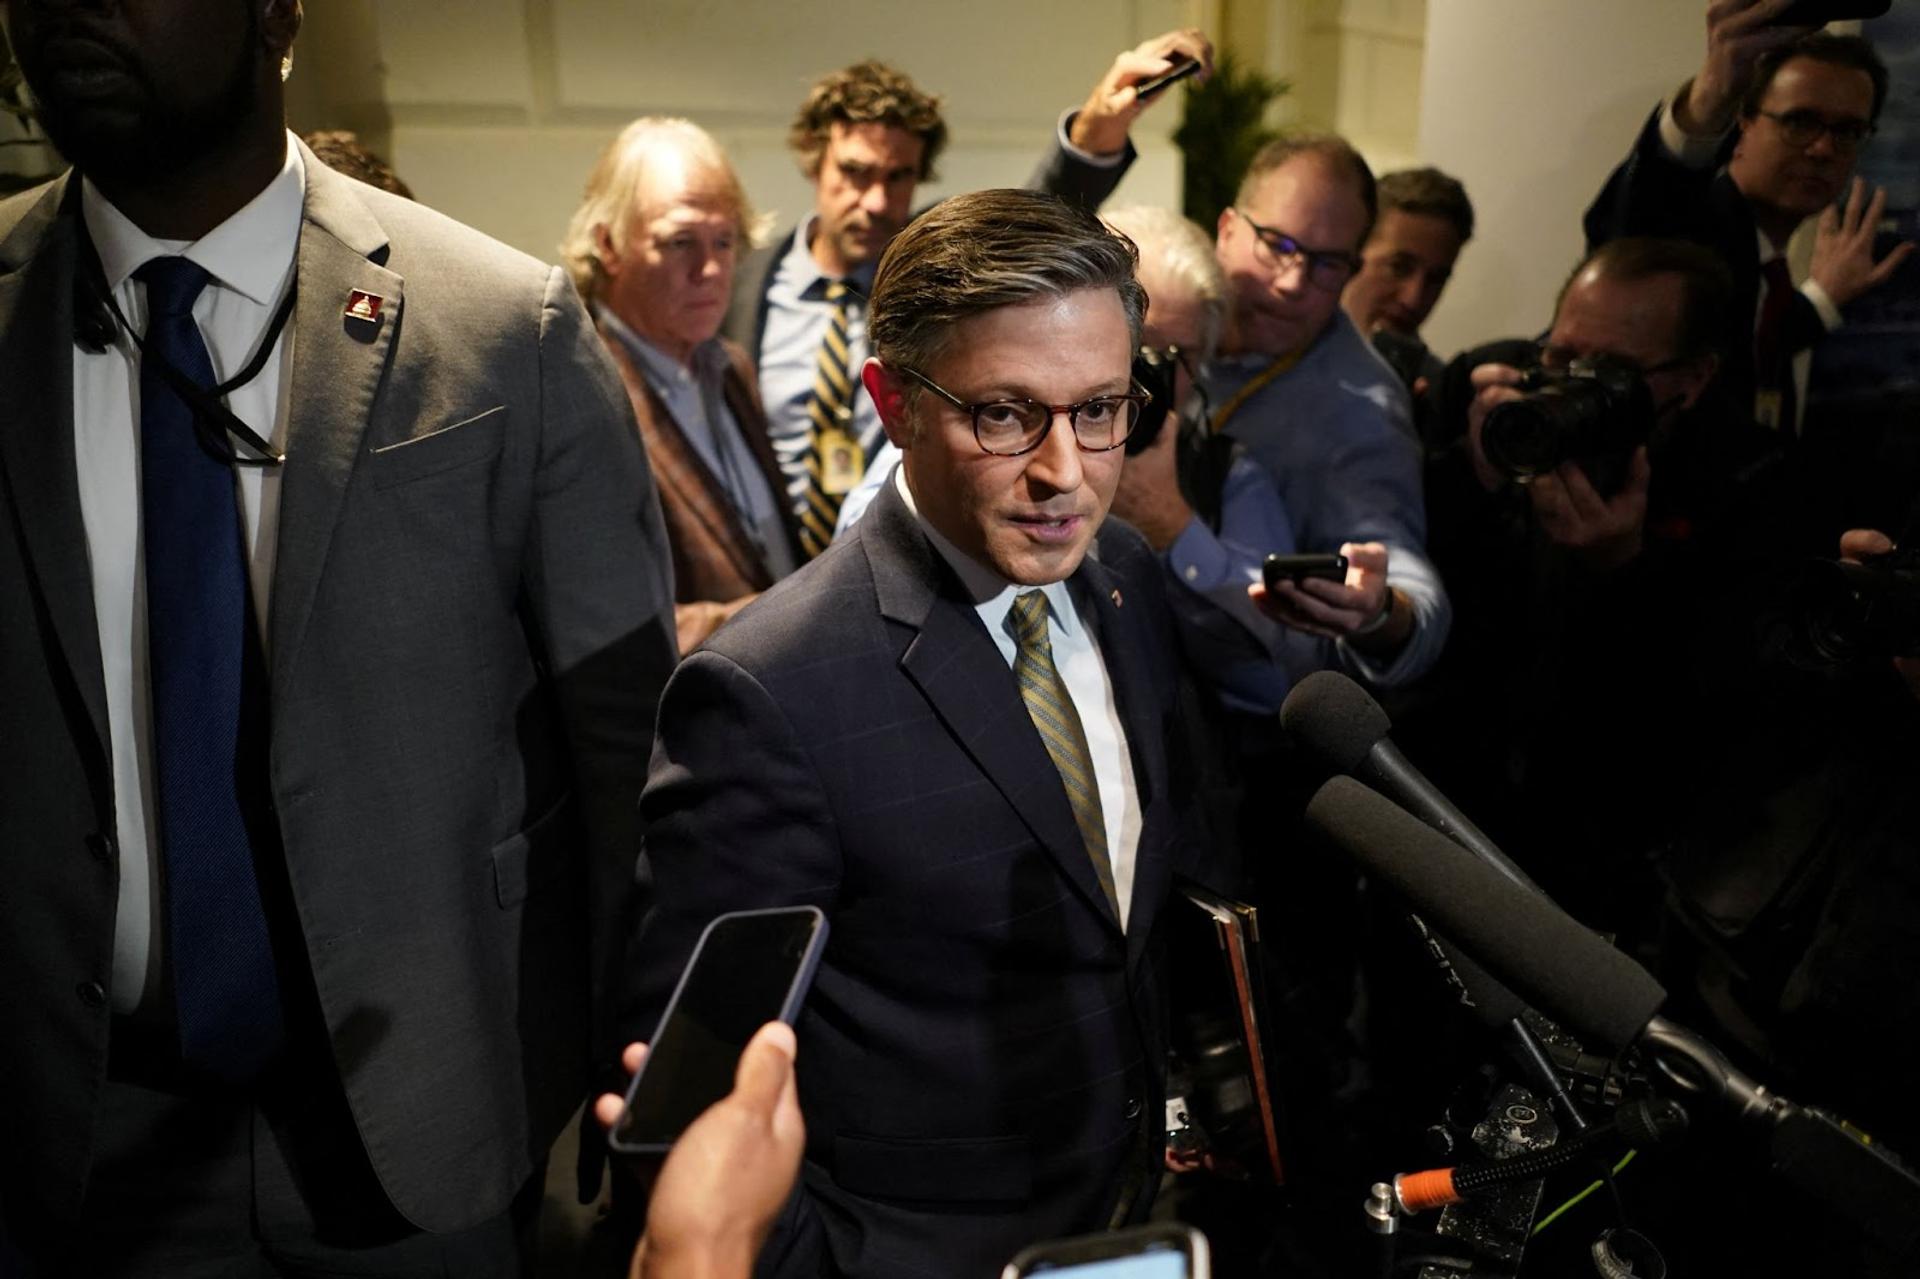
[866,483,1124,934]
[0,176,112,763]
[1074,548,1171,968]
[268,148,401,686]
[603,333,772,592]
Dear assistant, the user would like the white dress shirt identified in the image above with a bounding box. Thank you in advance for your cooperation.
[893,467,1143,927]
[75,136,305,1014]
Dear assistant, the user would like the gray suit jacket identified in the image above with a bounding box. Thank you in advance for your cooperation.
[0,147,677,1236]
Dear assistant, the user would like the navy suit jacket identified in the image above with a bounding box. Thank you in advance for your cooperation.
[627,479,1214,1278]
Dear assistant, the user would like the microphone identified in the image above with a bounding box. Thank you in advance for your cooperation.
[1303,775,1665,1054]
[1281,671,1541,897]
[1308,776,1920,1253]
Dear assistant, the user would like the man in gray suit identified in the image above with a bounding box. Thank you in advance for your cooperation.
[0,0,677,1273]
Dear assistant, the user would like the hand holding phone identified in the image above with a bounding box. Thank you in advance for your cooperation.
[611,906,828,1154]
[1133,54,1202,101]
[1263,552,1350,590]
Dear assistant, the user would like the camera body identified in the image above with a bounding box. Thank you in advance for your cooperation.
[1480,355,1653,496]
[1789,548,1920,667]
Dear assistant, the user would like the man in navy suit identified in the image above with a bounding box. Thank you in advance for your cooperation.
[627,188,1220,1278]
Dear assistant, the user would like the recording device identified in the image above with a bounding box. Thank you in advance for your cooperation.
[1480,354,1652,496]
[1262,552,1348,587]
[1133,54,1202,101]
[1002,1224,1210,1279]
[1370,328,1431,393]
[1774,0,1891,26]
[1786,546,1920,666]
[1126,345,1180,456]
[610,906,827,1153]
[1304,777,1920,1255]
[1280,671,1542,898]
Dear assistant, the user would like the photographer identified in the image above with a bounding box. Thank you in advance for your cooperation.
[1584,0,1911,436]
[1101,206,1299,714]
[1407,238,1796,930]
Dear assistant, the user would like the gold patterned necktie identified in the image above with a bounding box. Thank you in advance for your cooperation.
[797,279,861,558]
[1009,590,1119,918]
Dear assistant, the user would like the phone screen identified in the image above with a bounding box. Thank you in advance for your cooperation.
[1027,1256,1188,1278]
[613,907,824,1150]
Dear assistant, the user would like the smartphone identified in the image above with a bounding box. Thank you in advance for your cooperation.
[610,905,828,1153]
[1263,552,1349,589]
[1002,1224,1210,1279]
[1134,55,1202,101]
[1774,0,1890,24]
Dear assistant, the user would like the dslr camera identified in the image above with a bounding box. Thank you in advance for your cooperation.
[1789,547,1920,667]
[1480,354,1653,496]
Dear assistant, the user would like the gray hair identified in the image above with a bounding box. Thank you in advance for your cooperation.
[560,116,770,308]
[1101,205,1226,364]
[868,189,1146,413]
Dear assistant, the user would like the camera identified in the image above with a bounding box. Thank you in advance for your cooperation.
[1480,355,1652,495]
[1126,345,1181,456]
[1788,548,1920,667]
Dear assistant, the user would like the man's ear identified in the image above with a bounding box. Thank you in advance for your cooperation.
[863,358,913,449]
[592,223,622,276]
[263,0,302,58]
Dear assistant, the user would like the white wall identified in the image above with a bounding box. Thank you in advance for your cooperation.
[1416,0,1703,356]
[290,0,1196,266]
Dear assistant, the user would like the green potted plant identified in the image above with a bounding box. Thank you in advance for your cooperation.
[1172,52,1289,233]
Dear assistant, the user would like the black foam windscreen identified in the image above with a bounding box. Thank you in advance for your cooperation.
[1279,670,1390,774]
[1304,776,1666,1053]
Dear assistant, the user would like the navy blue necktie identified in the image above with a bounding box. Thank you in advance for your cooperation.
[137,256,285,1081]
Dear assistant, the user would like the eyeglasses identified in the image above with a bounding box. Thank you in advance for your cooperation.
[1537,342,1691,378]
[1232,209,1360,291]
[1758,109,1875,151]
[897,366,1150,457]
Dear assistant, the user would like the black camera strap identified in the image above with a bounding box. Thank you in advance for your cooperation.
[77,226,295,467]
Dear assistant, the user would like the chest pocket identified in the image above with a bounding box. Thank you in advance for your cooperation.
[368,405,507,489]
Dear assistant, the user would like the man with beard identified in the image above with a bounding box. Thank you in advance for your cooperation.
[1584,0,1909,435]
[727,32,1210,557]
[0,0,678,1273]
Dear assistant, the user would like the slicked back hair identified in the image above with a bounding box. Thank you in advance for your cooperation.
[869,189,1148,417]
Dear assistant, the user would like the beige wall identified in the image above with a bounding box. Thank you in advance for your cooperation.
[288,0,1200,265]
[1416,0,1705,357]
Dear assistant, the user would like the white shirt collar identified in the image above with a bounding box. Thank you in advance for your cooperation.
[891,463,1081,640]
[1756,225,1787,265]
[82,130,306,305]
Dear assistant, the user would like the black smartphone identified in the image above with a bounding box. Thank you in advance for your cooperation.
[1774,0,1890,24]
[1002,1224,1210,1279]
[1263,552,1349,589]
[1134,55,1202,101]
[610,905,828,1153]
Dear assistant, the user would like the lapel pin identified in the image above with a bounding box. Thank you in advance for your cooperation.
[1110,588,1124,608]
[344,289,384,325]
